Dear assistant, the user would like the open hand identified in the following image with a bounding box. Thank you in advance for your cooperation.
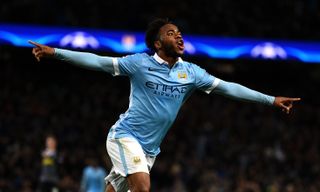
[28,40,55,61]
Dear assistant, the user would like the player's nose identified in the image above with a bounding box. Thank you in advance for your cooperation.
[175,32,182,39]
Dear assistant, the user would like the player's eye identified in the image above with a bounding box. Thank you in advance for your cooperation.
[167,31,174,36]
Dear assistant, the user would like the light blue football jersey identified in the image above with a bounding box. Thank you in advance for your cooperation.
[53,48,274,156]
[81,166,107,192]
[108,53,219,156]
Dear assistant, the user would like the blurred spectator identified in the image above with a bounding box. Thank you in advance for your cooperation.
[39,135,59,192]
[80,157,107,192]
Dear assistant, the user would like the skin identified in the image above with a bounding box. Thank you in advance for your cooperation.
[28,24,300,191]
[46,136,57,151]
[154,24,184,67]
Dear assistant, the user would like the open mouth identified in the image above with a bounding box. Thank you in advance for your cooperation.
[177,39,184,50]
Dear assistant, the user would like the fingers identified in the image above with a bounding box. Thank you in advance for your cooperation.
[29,41,50,62]
[275,97,300,114]
[280,103,290,114]
[280,100,295,114]
[31,47,41,62]
[28,40,42,48]
[287,98,301,102]
[281,108,289,114]
[32,47,41,55]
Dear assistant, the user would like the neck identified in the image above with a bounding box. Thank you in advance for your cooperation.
[157,51,178,67]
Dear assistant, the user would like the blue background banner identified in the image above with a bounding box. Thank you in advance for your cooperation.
[1,23,320,63]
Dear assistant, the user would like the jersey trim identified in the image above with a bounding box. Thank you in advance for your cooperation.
[153,53,183,64]
[205,78,221,94]
[116,139,129,175]
[113,58,120,76]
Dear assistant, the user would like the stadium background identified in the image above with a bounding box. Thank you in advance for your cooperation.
[1,0,320,191]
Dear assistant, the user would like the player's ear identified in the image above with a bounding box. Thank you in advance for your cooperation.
[154,40,161,50]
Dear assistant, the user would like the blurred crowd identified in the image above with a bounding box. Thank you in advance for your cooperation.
[0,47,319,191]
[1,0,320,40]
[1,0,320,191]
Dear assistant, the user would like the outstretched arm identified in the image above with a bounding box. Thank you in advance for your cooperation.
[213,79,300,114]
[28,41,115,74]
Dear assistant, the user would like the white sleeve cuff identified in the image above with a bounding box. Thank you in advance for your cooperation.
[205,78,220,94]
[112,58,120,76]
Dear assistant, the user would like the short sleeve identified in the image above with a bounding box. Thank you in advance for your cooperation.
[192,64,220,94]
[114,53,143,76]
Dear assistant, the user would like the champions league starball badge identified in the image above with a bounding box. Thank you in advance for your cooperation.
[59,31,99,49]
[251,42,287,60]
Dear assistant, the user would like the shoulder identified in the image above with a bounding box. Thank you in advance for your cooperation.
[120,52,150,60]
[117,52,152,66]
[179,60,203,74]
[179,59,199,69]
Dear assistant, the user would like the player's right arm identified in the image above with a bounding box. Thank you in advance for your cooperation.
[29,41,116,74]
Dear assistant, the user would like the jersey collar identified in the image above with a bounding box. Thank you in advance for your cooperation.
[153,53,183,65]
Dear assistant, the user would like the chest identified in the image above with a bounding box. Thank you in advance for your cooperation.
[134,65,195,100]
[141,65,194,85]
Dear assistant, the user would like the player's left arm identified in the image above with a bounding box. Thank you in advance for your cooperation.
[213,79,301,114]
[193,64,300,114]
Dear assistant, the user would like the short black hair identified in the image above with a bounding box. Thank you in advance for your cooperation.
[145,18,172,52]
